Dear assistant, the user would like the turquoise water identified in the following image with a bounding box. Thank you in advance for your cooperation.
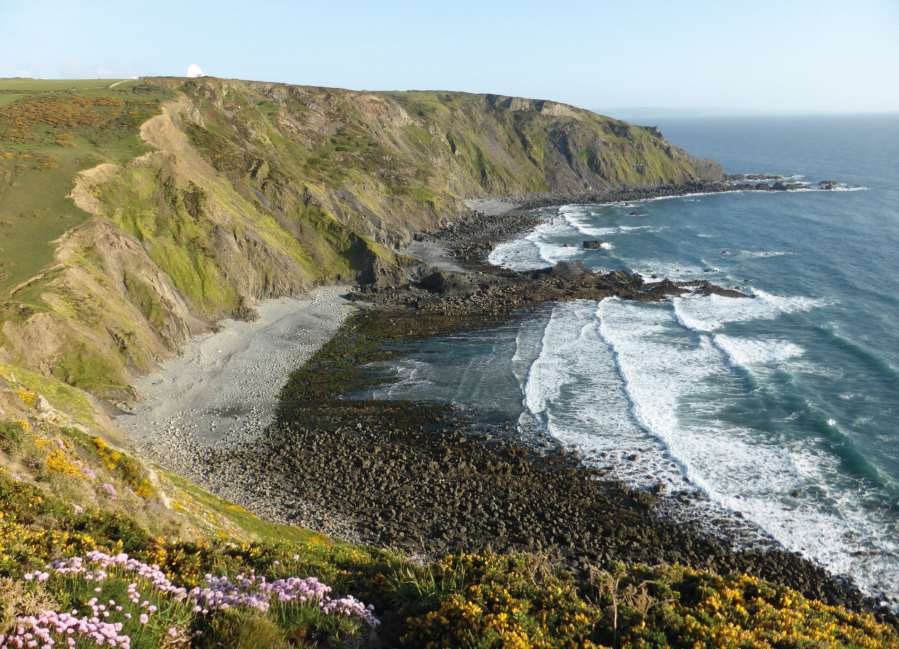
[362,115,899,606]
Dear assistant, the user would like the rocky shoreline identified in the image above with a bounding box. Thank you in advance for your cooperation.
[206,276,895,623]
[486,179,745,212]
[127,180,897,628]
[459,176,843,218]
[204,301,896,627]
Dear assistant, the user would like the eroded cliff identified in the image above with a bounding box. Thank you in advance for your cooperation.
[0,76,722,401]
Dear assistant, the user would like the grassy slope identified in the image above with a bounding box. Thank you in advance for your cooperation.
[0,79,125,91]
[0,82,172,294]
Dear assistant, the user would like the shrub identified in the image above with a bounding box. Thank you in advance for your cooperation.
[0,421,24,454]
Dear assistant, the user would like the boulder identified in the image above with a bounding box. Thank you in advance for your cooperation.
[630,211,646,216]
[550,261,591,279]
[583,240,606,249]
[419,270,475,295]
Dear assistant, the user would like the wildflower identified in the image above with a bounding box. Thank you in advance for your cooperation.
[73,504,84,514]
[139,614,148,624]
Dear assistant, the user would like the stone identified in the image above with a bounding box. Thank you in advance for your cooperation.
[550,261,591,278]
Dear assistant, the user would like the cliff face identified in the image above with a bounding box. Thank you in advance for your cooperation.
[0,77,722,401]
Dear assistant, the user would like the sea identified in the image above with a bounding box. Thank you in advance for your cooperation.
[359,114,899,607]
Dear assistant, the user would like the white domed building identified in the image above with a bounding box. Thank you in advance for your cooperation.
[186,64,205,78]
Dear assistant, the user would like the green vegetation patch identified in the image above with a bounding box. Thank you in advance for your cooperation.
[0,94,29,109]
[0,83,173,295]
[0,79,122,92]
[0,361,97,427]
[165,471,332,546]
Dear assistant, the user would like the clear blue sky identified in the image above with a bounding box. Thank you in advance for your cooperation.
[2,0,897,114]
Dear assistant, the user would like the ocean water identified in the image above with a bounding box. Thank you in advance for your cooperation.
[361,115,899,606]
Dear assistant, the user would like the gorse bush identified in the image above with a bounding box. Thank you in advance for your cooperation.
[0,465,897,647]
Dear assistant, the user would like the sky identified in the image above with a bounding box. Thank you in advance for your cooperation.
[2,0,898,115]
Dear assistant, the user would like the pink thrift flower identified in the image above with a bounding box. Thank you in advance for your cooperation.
[139,614,148,625]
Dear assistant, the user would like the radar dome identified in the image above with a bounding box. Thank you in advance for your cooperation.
[186,64,204,78]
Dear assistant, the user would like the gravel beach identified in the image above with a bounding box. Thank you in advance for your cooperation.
[118,285,361,539]
[463,197,521,216]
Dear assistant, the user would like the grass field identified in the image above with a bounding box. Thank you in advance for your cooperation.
[0,94,30,108]
[0,78,123,91]
[0,80,173,295]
